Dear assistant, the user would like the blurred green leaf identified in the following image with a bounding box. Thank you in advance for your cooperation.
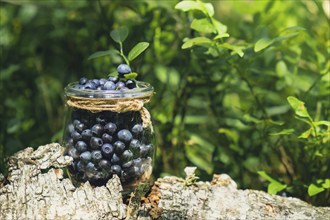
[270,129,295,136]
[128,42,149,62]
[88,50,117,60]
[191,18,216,34]
[258,171,287,194]
[110,27,129,43]
[124,72,138,80]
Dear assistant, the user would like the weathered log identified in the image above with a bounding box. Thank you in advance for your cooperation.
[0,143,329,220]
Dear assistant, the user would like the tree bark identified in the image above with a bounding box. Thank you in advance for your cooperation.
[0,143,329,220]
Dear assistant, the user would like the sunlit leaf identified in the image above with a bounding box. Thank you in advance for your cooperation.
[128,42,149,61]
[124,72,138,80]
[270,129,295,136]
[182,37,212,49]
[254,38,274,52]
[287,96,312,120]
[308,184,325,196]
[322,179,330,189]
[175,0,214,16]
[268,182,287,195]
[298,127,313,139]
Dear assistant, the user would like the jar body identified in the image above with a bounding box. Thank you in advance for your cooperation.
[63,108,154,190]
[62,81,155,192]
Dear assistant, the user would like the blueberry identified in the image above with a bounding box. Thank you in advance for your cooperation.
[111,165,122,175]
[120,150,133,163]
[115,81,126,90]
[111,153,120,164]
[133,158,142,168]
[67,124,75,134]
[73,120,81,126]
[90,137,103,149]
[92,79,100,86]
[91,150,103,163]
[114,141,126,154]
[126,80,136,89]
[85,162,98,178]
[122,160,133,170]
[67,147,80,160]
[65,138,74,148]
[75,141,88,152]
[129,139,141,156]
[80,151,92,163]
[108,76,118,83]
[131,124,143,136]
[76,161,85,172]
[140,144,152,158]
[79,77,88,85]
[84,81,97,90]
[117,64,131,75]
[104,122,117,134]
[102,133,113,143]
[99,78,107,86]
[91,124,104,137]
[75,123,85,132]
[102,81,116,90]
[98,159,112,171]
[82,129,93,141]
[101,143,114,158]
[117,129,133,143]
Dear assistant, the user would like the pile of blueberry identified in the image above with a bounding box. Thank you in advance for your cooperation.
[74,64,136,91]
[64,109,153,186]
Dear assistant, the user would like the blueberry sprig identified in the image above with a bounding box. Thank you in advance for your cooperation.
[88,27,149,81]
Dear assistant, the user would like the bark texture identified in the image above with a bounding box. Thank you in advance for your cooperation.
[0,143,329,220]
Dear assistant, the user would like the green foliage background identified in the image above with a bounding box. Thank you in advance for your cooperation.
[0,0,329,206]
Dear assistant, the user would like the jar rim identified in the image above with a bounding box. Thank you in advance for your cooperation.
[65,81,154,99]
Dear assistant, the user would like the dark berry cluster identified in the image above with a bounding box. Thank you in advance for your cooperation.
[64,109,153,186]
[74,64,137,91]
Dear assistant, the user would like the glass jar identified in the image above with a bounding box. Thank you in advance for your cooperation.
[62,81,154,192]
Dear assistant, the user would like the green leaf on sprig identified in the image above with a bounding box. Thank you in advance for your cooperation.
[88,50,116,60]
[287,96,312,120]
[110,27,129,43]
[128,42,150,62]
[124,72,138,80]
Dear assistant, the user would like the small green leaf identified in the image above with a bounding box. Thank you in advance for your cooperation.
[128,42,149,62]
[258,171,286,195]
[191,18,216,34]
[270,129,295,136]
[175,0,214,16]
[322,179,330,189]
[254,38,274,52]
[257,171,277,183]
[212,18,227,35]
[268,182,287,195]
[308,184,325,196]
[88,50,116,60]
[110,27,129,43]
[298,127,313,139]
[175,1,201,12]
[287,96,312,120]
[124,72,138,80]
[182,37,212,49]
[219,43,244,57]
